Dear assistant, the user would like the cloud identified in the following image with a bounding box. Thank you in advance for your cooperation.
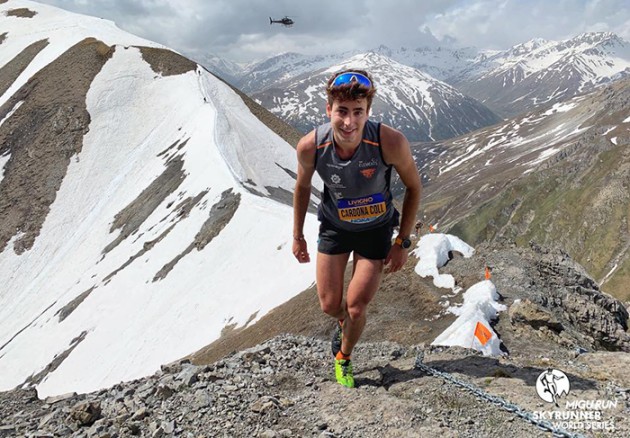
[37,0,630,62]
[423,0,630,49]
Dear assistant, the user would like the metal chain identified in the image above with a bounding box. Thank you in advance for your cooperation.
[414,352,587,438]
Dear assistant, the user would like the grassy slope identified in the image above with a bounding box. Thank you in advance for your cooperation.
[450,142,630,301]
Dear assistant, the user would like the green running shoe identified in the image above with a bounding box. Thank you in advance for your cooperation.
[331,320,343,357]
[335,358,354,388]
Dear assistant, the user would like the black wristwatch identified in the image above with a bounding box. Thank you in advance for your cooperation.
[395,236,412,249]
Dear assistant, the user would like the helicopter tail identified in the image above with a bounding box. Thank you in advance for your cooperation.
[269,17,272,25]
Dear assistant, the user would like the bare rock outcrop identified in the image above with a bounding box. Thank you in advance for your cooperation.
[0,38,113,254]
[443,240,630,353]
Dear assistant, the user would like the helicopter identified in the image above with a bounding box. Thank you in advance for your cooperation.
[269,16,294,27]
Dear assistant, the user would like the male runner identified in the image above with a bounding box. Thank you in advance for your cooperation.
[292,69,422,387]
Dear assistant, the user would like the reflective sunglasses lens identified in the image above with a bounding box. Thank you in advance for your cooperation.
[332,72,372,88]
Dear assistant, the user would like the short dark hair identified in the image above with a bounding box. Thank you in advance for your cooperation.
[326,69,376,109]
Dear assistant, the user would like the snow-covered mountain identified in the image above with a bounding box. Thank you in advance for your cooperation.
[250,52,501,142]
[369,44,481,81]
[237,52,348,94]
[0,0,321,397]
[234,44,482,91]
[214,33,628,131]
[450,32,630,117]
[235,45,480,93]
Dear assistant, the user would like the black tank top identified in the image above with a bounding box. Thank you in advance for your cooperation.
[314,120,394,231]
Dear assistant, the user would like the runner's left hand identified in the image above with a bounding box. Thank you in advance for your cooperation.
[384,245,408,273]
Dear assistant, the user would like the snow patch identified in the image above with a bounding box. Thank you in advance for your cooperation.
[529,147,560,166]
[412,233,475,290]
[0,152,10,184]
[412,234,507,356]
[542,102,577,116]
[432,280,506,356]
[0,100,23,128]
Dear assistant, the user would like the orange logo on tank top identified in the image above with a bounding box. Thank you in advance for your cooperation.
[360,167,376,178]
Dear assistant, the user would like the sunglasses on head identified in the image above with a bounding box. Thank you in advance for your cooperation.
[330,71,372,89]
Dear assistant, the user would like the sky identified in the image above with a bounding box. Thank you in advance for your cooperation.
[37,0,630,64]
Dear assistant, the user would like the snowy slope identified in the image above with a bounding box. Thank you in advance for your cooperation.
[407,74,630,301]
[0,0,319,397]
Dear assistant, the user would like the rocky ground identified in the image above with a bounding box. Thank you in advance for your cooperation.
[1,240,629,437]
[0,334,629,438]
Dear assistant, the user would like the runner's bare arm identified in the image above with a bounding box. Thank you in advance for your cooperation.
[293,130,317,262]
[381,125,422,239]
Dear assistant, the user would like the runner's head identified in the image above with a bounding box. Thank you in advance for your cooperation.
[326,69,376,110]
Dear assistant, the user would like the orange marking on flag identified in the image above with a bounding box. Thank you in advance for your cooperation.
[474,321,493,346]
[485,267,491,280]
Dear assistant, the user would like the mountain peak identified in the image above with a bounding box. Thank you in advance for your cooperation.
[348,50,396,64]
[516,37,550,50]
[451,31,630,117]
[560,31,628,52]
[505,37,552,57]
[572,31,621,44]
[333,51,430,73]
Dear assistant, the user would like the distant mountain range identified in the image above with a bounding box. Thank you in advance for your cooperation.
[199,49,503,142]
[249,52,501,142]
[198,32,630,139]
[450,32,630,117]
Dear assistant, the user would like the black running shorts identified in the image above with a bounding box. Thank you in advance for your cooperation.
[317,211,399,260]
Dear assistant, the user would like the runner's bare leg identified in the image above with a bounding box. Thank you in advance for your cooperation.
[342,254,383,355]
[316,252,351,321]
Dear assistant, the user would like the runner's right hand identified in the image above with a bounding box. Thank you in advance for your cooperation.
[293,237,310,263]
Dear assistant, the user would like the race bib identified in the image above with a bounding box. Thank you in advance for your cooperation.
[337,193,386,224]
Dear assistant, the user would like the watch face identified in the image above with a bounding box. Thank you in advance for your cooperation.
[402,238,411,249]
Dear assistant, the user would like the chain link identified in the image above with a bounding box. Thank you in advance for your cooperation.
[414,352,587,438]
